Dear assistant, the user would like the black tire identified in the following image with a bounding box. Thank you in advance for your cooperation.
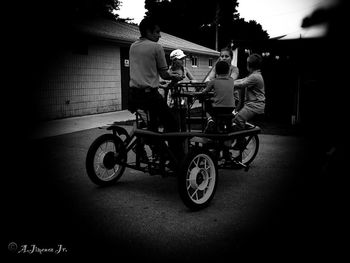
[178,150,218,210]
[229,134,259,165]
[86,134,127,186]
[241,134,259,165]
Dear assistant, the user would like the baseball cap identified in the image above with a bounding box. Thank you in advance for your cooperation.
[170,49,186,60]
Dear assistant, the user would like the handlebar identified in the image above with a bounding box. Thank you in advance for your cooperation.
[171,91,213,100]
[169,82,213,106]
[176,82,207,92]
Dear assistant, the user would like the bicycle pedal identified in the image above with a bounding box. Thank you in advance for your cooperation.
[232,159,249,171]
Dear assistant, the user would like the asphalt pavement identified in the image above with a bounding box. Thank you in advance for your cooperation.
[6,110,345,261]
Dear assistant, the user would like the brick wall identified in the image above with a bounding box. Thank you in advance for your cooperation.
[36,43,121,120]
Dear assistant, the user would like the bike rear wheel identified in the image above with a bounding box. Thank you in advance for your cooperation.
[229,134,259,165]
[86,134,127,186]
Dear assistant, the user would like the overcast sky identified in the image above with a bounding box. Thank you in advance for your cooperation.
[117,0,338,38]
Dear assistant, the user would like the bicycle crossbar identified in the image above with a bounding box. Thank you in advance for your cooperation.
[134,127,261,139]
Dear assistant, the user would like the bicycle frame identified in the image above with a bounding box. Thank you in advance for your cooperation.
[86,82,262,209]
[102,82,261,174]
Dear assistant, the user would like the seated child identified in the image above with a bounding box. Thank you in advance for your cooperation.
[169,59,185,77]
[201,60,235,132]
[166,59,185,107]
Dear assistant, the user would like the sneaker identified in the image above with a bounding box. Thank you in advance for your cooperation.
[205,119,216,133]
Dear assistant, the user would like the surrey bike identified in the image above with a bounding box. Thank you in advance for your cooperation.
[85,82,261,210]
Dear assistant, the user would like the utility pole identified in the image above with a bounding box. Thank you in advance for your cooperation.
[215,2,220,51]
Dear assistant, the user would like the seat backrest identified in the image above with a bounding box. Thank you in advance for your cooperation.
[214,113,234,120]
[213,113,234,133]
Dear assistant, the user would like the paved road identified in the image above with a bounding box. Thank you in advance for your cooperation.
[6,127,344,261]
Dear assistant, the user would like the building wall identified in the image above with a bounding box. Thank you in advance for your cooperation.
[35,43,217,121]
[36,43,121,120]
[184,55,216,82]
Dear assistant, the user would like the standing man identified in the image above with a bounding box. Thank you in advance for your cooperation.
[128,16,184,161]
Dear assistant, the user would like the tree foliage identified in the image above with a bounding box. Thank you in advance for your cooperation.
[144,0,269,50]
[65,0,122,20]
[24,0,122,23]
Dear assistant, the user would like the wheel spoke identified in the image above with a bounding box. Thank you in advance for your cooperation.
[95,164,101,173]
[190,188,198,199]
[98,145,104,153]
[103,142,108,152]
[101,168,107,179]
[105,169,110,178]
[108,169,116,177]
[194,158,200,168]
[203,158,207,169]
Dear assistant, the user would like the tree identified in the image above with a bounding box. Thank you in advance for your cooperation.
[73,0,122,20]
[144,0,269,50]
[23,0,122,23]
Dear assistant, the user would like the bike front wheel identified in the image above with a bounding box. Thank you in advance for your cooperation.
[178,150,218,210]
